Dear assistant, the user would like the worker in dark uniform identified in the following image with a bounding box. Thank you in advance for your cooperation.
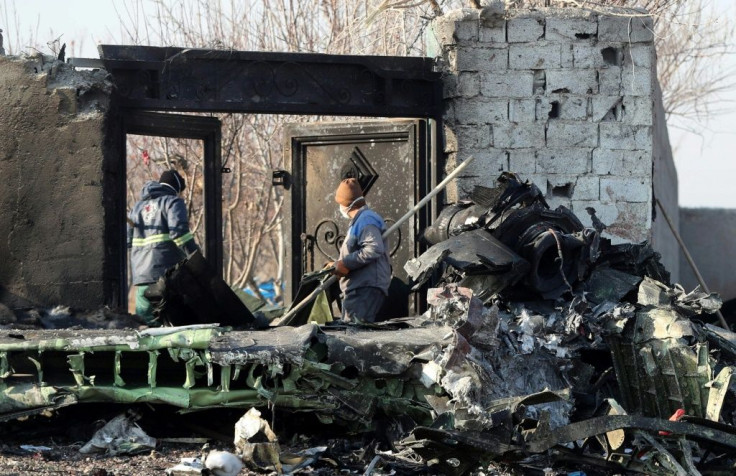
[127,169,199,325]
[332,178,391,323]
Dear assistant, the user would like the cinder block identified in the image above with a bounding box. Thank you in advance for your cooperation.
[622,97,653,125]
[546,69,598,94]
[454,98,508,124]
[574,199,651,244]
[546,16,597,41]
[561,44,574,68]
[573,175,600,200]
[536,147,591,174]
[600,124,652,151]
[509,148,537,173]
[481,71,534,98]
[493,123,545,148]
[428,14,482,49]
[536,98,553,120]
[549,95,589,121]
[546,122,599,148]
[456,46,508,72]
[571,200,619,230]
[507,17,544,43]
[457,72,481,97]
[509,44,562,70]
[623,44,654,69]
[524,174,549,195]
[598,67,622,95]
[443,124,458,153]
[598,15,654,43]
[622,64,653,96]
[479,21,506,43]
[509,99,537,123]
[456,149,509,195]
[456,20,479,42]
[443,73,459,99]
[456,124,492,149]
[573,44,623,68]
[600,176,650,202]
[592,148,651,176]
[592,96,623,122]
[606,201,652,243]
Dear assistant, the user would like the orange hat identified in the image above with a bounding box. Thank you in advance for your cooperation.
[335,178,363,207]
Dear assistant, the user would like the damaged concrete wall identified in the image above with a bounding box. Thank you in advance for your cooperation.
[430,7,665,246]
[0,56,110,309]
[650,81,679,281]
[679,208,736,302]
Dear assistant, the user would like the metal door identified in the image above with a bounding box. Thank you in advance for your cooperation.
[281,119,434,318]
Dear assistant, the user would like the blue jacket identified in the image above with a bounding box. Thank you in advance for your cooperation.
[338,207,391,295]
[127,181,199,285]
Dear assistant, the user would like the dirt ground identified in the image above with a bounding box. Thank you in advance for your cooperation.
[0,405,264,476]
[0,404,450,476]
[0,442,218,476]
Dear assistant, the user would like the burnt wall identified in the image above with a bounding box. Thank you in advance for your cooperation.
[0,56,111,309]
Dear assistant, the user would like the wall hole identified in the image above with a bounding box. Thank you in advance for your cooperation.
[601,47,621,66]
[549,182,573,198]
[548,101,560,119]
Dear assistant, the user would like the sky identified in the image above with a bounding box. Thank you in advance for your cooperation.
[2,0,735,208]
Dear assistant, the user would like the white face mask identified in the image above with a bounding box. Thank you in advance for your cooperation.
[339,205,351,219]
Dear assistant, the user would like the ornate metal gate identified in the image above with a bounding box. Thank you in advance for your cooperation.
[283,119,434,317]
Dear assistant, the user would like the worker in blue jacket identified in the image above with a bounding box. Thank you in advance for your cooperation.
[127,169,199,324]
[332,178,391,323]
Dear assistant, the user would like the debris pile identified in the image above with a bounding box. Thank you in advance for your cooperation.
[2,173,736,474]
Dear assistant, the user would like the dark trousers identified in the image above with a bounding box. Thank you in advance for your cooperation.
[342,287,386,323]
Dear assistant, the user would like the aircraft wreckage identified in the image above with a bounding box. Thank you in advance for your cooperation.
[2,173,736,474]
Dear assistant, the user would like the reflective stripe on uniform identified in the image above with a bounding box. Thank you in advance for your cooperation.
[173,232,194,247]
[131,232,195,247]
[132,233,174,247]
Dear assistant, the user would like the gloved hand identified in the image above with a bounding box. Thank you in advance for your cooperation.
[333,260,350,277]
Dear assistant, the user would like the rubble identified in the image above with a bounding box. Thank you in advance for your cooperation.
[79,411,157,456]
[1,172,735,474]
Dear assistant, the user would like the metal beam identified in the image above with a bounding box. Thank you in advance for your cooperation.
[99,45,443,118]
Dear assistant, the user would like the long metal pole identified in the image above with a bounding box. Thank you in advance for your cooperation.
[655,198,728,329]
[279,156,477,325]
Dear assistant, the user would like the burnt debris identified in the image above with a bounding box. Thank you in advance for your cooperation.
[1,172,733,475]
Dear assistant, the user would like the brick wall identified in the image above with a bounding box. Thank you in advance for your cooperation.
[430,7,664,246]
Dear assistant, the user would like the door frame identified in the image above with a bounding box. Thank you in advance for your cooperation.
[100,45,443,309]
[282,119,436,307]
[119,111,223,299]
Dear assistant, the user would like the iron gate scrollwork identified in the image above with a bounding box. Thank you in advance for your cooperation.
[304,218,403,267]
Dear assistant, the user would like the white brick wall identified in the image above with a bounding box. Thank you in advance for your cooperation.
[432,7,659,244]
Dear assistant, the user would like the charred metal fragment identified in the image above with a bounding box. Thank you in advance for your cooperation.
[585,267,641,304]
[411,173,598,300]
[405,229,530,302]
[598,241,671,285]
[493,204,596,299]
[144,251,256,328]
[524,414,736,453]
